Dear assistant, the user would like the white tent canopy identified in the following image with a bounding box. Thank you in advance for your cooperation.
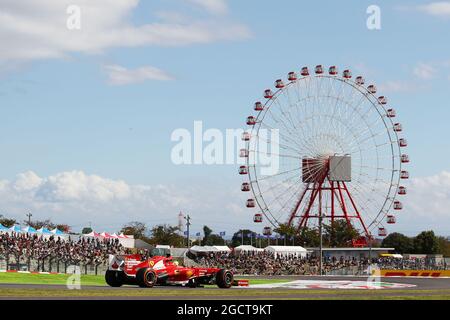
[264,245,307,257]
[234,245,263,252]
[189,245,219,253]
[212,245,231,252]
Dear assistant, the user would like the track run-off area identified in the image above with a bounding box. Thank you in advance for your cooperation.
[0,275,449,300]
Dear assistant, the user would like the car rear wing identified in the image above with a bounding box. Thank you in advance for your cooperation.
[108,254,143,274]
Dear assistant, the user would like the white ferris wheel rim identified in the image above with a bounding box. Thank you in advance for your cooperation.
[243,68,406,236]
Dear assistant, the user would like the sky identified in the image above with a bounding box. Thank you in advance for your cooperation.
[1,0,450,237]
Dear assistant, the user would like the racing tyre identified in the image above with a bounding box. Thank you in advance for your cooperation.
[136,268,157,288]
[105,270,124,287]
[216,269,233,288]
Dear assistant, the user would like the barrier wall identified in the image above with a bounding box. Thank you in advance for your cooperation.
[381,269,450,277]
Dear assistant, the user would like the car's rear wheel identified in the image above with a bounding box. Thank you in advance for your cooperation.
[216,269,233,288]
[136,268,157,288]
[105,270,124,287]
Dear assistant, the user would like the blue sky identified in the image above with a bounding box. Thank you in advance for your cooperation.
[1,0,450,236]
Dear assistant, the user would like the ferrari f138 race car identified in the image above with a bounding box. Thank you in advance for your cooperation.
[105,250,234,288]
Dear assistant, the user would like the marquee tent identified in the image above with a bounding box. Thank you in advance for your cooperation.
[189,245,219,253]
[83,231,100,237]
[9,225,21,233]
[22,226,37,233]
[37,227,53,235]
[212,246,231,252]
[0,224,9,232]
[264,245,307,257]
[234,245,264,252]
[51,228,65,235]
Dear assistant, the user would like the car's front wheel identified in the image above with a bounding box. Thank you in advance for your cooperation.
[216,269,233,288]
[136,268,157,288]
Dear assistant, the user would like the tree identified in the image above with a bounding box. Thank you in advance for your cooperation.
[437,237,450,257]
[274,223,320,247]
[120,221,147,239]
[297,227,320,247]
[82,227,93,234]
[148,224,185,247]
[202,225,213,244]
[203,234,225,246]
[56,224,71,233]
[413,230,440,254]
[0,215,16,227]
[201,225,225,245]
[381,232,413,253]
[323,220,359,247]
[27,219,57,230]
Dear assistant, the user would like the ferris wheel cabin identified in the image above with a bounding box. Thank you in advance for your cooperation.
[355,76,365,85]
[254,101,264,111]
[329,66,338,75]
[246,116,256,125]
[242,132,251,141]
[263,226,272,236]
[343,69,352,79]
[387,215,396,224]
[367,85,377,94]
[288,72,298,81]
[241,182,250,192]
[239,166,248,175]
[378,227,387,237]
[246,199,256,208]
[264,89,273,99]
[300,67,310,76]
[254,214,263,223]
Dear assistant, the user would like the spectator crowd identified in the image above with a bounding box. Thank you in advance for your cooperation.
[192,251,449,275]
[0,231,127,267]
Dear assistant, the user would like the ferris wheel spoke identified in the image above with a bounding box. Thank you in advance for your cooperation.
[258,121,307,152]
[250,149,302,160]
[258,172,303,195]
[252,133,303,155]
[256,166,303,181]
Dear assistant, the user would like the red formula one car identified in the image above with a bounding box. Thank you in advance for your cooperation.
[105,253,234,288]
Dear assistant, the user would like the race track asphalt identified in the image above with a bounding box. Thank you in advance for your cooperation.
[0,276,449,300]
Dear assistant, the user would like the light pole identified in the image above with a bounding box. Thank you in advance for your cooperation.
[184,214,191,247]
[26,212,32,226]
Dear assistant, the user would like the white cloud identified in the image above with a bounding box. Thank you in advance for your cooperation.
[104,64,174,85]
[417,1,450,17]
[378,80,421,93]
[413,63,436,79]
[0,170,248,233]
[0,0,251,64]
[187,0,229,15]
[2,170,450,236]
[401,171,450,235]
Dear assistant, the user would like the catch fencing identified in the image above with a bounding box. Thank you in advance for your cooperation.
[0,254,108,275]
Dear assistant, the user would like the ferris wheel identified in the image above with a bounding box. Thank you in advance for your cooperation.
[239,65,409,241]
